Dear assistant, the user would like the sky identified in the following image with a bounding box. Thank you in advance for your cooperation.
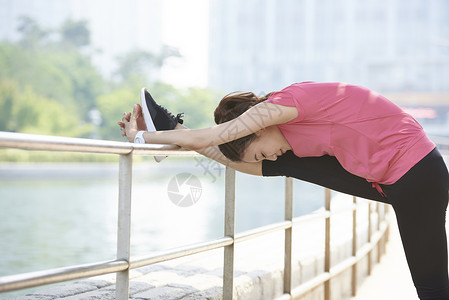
[160,0,209,88]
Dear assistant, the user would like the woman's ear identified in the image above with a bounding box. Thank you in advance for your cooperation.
[254,128,265,137]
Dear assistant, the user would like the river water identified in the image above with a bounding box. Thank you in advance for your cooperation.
[0,157,325,298]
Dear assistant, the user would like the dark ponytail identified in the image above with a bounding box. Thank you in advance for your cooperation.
[214,91,272,161]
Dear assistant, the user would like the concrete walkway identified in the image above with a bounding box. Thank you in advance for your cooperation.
[352,215,419,300]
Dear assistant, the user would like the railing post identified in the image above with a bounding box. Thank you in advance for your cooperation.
[284,177,294,295]
[116,153,133,300]
[324,188,331,300]
[223,167,236,300]
[351,196,357,297]
[382,204,388,255]
[367,202,372,275]
[376,203,381,263]
[384,204,390,248]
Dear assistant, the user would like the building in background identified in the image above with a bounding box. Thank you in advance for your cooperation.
[0,0,163,80]
[208,0,449,94]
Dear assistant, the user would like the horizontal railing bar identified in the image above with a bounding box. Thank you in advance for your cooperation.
[132,145,199,156]
[0,259,128,293]
[130,213,383,270]
[0,216,388,294]
[130,237,233,269]
[291,203,368,226]
[275,293,293,300]
[292,211,330,225]
[291,272,331,298]
[235,221,291,243]
[130,217,315,270]
[328,221,389,279]
[354,223,388,261]
[0,131,131,154]
[130,217,324,270]
[0,131,197,156]
[330,204,357,215]
[330,256,357,278]
[288,218,390,299]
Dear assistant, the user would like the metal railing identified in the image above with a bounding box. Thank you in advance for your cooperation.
[0,131,391,299]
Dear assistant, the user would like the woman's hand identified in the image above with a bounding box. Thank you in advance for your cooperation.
[118,104,146,142]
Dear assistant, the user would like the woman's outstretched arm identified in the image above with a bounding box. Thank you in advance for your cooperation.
[118,104,268,175]
[176,123,263,176]
[120,102,297,151]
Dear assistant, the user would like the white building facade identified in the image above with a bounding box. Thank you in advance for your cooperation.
[208,0,449,94]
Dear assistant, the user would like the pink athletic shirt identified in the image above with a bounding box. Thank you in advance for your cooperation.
[265,82,435,189]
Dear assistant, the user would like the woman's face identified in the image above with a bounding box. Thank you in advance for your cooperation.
[241,126,292,163]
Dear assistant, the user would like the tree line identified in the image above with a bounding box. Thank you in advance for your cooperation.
[0,17,220,145]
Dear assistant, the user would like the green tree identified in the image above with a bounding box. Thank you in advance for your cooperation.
[45,49,104,116]
[0,42,103,120]
[114,46,181,84]
[60,19,90,48]
[1,17,105,121]
[0,79,18,131]
[16,16,50,49]
[0,80,90,136]
[0,16,105,141]
[0,16,222,147]
[18,88,91,137]
[96,88,137,140]
[116,50,155,78]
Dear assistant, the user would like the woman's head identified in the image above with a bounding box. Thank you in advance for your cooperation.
[239,126,290,162]
[214,91,273,162]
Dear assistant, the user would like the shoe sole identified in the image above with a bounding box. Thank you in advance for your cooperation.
[140,88,157,132]
[140,88,167,162]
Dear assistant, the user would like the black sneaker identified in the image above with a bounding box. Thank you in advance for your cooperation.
[140,88,184,162]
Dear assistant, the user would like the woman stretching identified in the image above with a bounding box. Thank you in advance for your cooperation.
[118,82,449,299]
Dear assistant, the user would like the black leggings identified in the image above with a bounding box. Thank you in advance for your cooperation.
[263,148,449,299]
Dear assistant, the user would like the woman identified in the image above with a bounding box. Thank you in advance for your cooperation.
[119,82,449,299]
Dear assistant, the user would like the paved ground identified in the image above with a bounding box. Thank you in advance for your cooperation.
[352,215,419,300]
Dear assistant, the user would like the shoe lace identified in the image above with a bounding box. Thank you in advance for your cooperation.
[175,113,184,124]
[160,105,184,124]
